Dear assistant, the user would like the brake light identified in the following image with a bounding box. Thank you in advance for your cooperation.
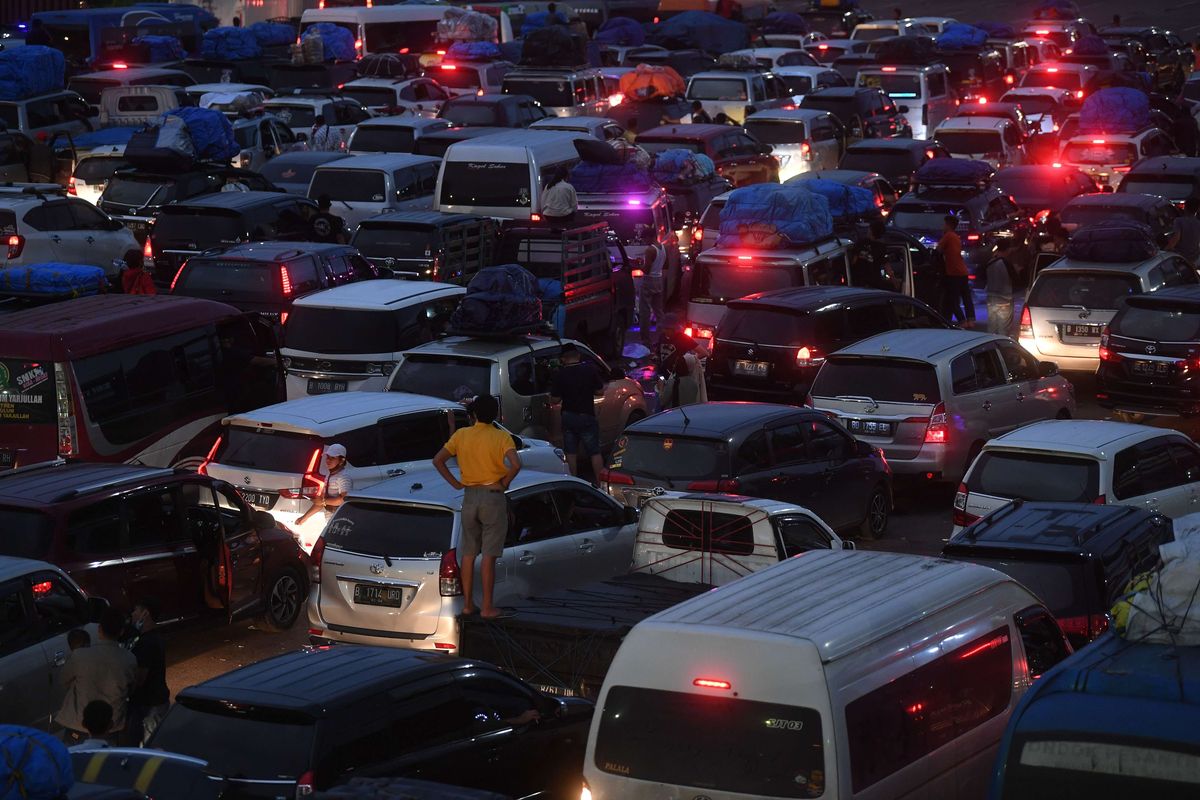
[112,62,128,69]
[693,227,703,242]
[197,435,221,475]
[441,64,457,70]
[310,536,325,583]
[796,346,824,367]
[169,262,186,292]
[924,402,948,444]
[881,66,897,72]
[296,770,315,798]
[632,268,645,278]
[801,141,812,160]
[354,38,363,52]
[1075,90,1084,99]
[686,478,740,492]
[977,96,988,104]
[1019,306,1032,337]
[1057,613,1108,639]
[693,678,731,690]
[1099,345,1119,362]
[440,549,462,596]
[6,234,24,260]
[1091,138,1106,144]
[1093,494,1107,505]
[280,264,293,296]
[1005,74,1014,84]
[966,233,981,242]
[67,178,76,195]
[281,448,326,500]
[143,236,153,260]
[530,213,542,222]
[953,482,979,527]
[818,44,829,50]
[599,468,634,486]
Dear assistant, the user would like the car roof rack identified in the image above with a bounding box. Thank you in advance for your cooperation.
[0,458,68,480]
[0,182,67,198]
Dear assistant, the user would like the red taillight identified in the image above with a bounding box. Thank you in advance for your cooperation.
[6,234,24,260]
[310,537,325,583]
[599,468,635,486]
[1057,613,1108,640]
[953,481,979,527]
[530,213,542,222]
[440,549,462,596]
[1019,306,1032,337]
[1099,345,1118,362]
[143,237,154,260]
[67,178,76,195]
[1005,74,1015,84]
[169,262,186,292]
[280,264,293,296]
[693,678,731,690]
[966,233,981,243]
[32,580,52,596]
[280,311,289,326]
[924,402,948,445]
[197,435,221,475]
[1093,494,1107,505]
[112,62,128,69]
[801,141,812,160]
[796,346,823,367]
[296,770,316,798]
[632,268,645,278]
[281,448,326,500]
[686,478,740,492]
[693,227,703,242]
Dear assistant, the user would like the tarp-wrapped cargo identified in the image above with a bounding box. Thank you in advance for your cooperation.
[936,23,989,50]
[647,11,751,55]
[717,183,833,248]
[355,53,420,78]
[520,26,589,67]
[872,36,936,64]
[618,64,686,99]
[133,35,186,63]
[167,106,239,162]
[1078,87,1151,133]
[73,127,137,148]
[0,264,107,298]
[914,158,994,187]
[248,21,297,47]
[125,116,197,172]
[1032,0,1079,19]
[500,40,524,63]
[798,178,876,219]
[764,12,809,34]
[201,26,262,61]
[0,46,65,102]
[570,161,655,193]
[1065,221,1157,263]
[0,726,74,800]
[596,17,646,46]
[439,8,500,42]
[520,10,570,37]
[1071,34,1109,56]
[976,21,1017,40]
[447,264,544,335]
[446,41,504,62]
[651,148,715,185]
[303,22,356,62]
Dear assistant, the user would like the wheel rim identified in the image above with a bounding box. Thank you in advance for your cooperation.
[869,493,888,534]
[269,574,300,625]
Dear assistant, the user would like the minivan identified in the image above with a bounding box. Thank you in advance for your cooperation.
[856,63,956,139]
[307,154,442,232]
[501,66,609,117]
[299,4,452,58]
[582,549,1073,799]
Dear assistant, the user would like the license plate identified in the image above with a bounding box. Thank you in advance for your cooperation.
[307,379,348,394]
[732,359,769,377]
[353,584,406,608]
[844,418,893,436]
[0,450,14,470]
[1062,324,1102,337]
[1131,359,1171,378]
[238,490,275,508]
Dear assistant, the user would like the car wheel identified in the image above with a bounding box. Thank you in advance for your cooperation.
[259,569,304,632]
[857,486,889,540]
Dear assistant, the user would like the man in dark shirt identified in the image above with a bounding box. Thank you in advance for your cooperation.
[308,194,347,244]
[125,598,169,746]
[549,344,605,482]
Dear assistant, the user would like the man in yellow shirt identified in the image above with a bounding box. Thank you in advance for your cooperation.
[432,395,521,619]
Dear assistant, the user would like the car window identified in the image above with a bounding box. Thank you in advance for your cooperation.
[774,516,831,558]
[508,490,563,544]
[807,254,846,286]
[1015,607,1071,679]
[378,411,452,464]
[927,72,947,96]
[66,499,124,556]
[1170,441,1200,484]
[971,346,1007,390]
[997,342,1039,382]
[507,349,559,396]
[67,199,112,230]
[846,303,895,339]
[554,485,625,533]
[28,570,86,638]
[892,300,942,329]
[0,580,31,657]
[737,430,771,471]
[1112,439,1179,499]
[124,487,187,550]
[22,200,75,231]
[804,418,852,461]
[767,424,808,466]
[284,256,322,294]
[335,425,382,468]
[458,673,540,731]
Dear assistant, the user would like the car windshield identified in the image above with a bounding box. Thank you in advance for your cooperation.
[891,201,970,232]
[439,162,531,208]
[363,20,439,54]
[503,78,573,106]
[215,427,322,473]
[1001,93,1059,116]
[811,357,942,403]
[952,558,1087,619]
[341,86,396,108]
[285,306,427,353]
[152,700,315,779]
[353,225,437,257]
[611,433,729,481]
[778,74,814,95]
[743,120,807,145]
[853,26,896,41]
[0,507,53,559]
[594,687,825,797]
[687,78,748,101]
[437,66,483,89]
[1027,272,1141,310]
[325,501,453,558]
[1119,176,1196,202]
[102,176,172,208]
[840,148,916,179]
[860,73,922,98]
[801,95,853,117]
[1001,737,1200,799]
[75,156,129,184]
[153,208,243,246]
[575,206,655,240]
[390,354,492,403]
[1062,141,1137,165]
[309,169,387,203]
[692,262,799,303]
[720,307,828,344]
[967,451,1099,502]
[636,139,703,155]
[265,104,316,128]
[440,102,501,127]
[1114,301,1200,341]
[936,130,1004,156]
[1022,71,1082,90]
[350,126,416,153]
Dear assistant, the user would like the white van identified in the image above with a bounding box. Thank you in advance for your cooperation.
[434,129,587,220]
[856,64,956,139]
[307,153,442,231]
[582,549,1071,800]
[299,5,450,59]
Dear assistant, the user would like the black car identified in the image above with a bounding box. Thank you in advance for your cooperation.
[148,191,320,283]
[437,93,550,128]
[936,45,1007,103]
[890,181,1032,271]
[993,165,1101,218]
[1060,192,1178,246]
[1097,286,1200,417]
[839,138,949,193]
[413,126,516,158]
[707,287,949,403]
[944,501,1173,647]
[149,646,592,798]
[801,87,912,142]
[1100,26,1193,92]
[352,211,498,282]
[1117,156,1200,208]
[607,403,892,537]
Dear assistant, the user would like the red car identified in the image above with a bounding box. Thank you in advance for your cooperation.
[636,124,780,187]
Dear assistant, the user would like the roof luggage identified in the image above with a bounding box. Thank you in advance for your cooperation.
[717,183,834,248]
[651,148,715,185]
[201,26,262,61]
[133,34,186,63]
[0,264,108,299]
[596,17,647,47]
[445,41,504,63]
[0,46,65,102]
[647,11,751,55]
[355,53,421,78]
[302,23,356,62]
[799,178,876,221]
[764,12,809,34]
[520,26,589,68]
[913,158,994,188]
[618,64,686,100]
[446,264,545,336]
[1064,221,1157,263]
[936,23,989,50]
[125,115,197,173]
[0,726,73,800]
[520,10,570,38]
[1113,512,1200,645]
[1072,34,1110,56]
[168,106,239,162]
[570,161,654,193]
[976,21,1017,40]
[1079,87,1151,133]
[1032,0,1080,20]
[438,8,500,43]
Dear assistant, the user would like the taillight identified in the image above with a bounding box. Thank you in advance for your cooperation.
[67,178,76,195]
[1093,494,1107,505]
[686,478,740,492]
[281,448,326,499]
[310,536,325,583]
[440,549,462,596]
[966,233,981,243]
[952,482,979,527]
[143,237,154,260]
[795,346,823,367]
[169,262,186,292]
[296,770,316,798]
[924,402,948,444]
[801,141,813,160]
[1057,613,1108,640]
[1019,306,1032,337]
[693,227,703,242]
[280,264,293,296]
[6,234,24,260]
[599,468,635,486]
[197,435,221,475]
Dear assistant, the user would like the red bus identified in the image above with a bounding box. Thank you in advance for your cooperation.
[0,294,281,470]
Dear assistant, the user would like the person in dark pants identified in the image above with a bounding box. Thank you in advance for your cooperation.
[124,598,170,746]
[937,215,975,328]
[550,343,606,481]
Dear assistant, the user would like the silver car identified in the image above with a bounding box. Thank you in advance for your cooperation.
[810,329,1076,483]
[306,469,638,650]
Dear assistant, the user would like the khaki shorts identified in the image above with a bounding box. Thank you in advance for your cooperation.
[460,486,507,558]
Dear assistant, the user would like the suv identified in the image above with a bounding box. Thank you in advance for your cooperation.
[262,94,372,143]
[800,86,912,142]
[1119,155,1200,207]
[1100,26,1193,92]
[636,124,779,187]
[385,336,647,451]
[1097,286,1200,417]
[855,63,957,138]
[340,77,452,116]
[1018,62,1098,99]
[502,67,609,117]
[438,93,552,128]
[169,242,379,322]
[707,286,949,403]
[0,184,137,276]
[945,501,1171,647]
[306,154,442,231]
[809,329,1076,483]
[685,69,790,125]
[743,108,847,180]
[0,460,310,631]
[839,138,950,193]
[934,116,1027,169]
[0,91,92,137]
[952,419,1200,532]
[1058,128,1179,189]
[1059,193,1178,244]
[0,556,106,729]
[153,647,593,798]
[936,45,1007,104]
[346,117,453,155]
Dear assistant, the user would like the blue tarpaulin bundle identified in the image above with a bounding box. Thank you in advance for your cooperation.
[1079,87,1150,133]
[0,726,73,800]
[201,26,261,60]
[718,184,833,248]
[167,106,239,162]
[1073,34,1110,56]
[652,149,715,185]
[569,161,655,194]
[447,264,544,337]
[520,10,569,37]
[0,46,65,102]
[249,22,297,47]
[915,158,994,186]
[936,23,989,50]
[134,35,186,63]
[302,23,356,62]
[975,21,1016,39]
[447,41,504,61]
[1033,0,1079,19]
[499,40,524,62]
[0,264,107,297]
[73,127,138,148]
[595,17,646,46]
[797,179,876,220]
[764,12,809,34]
[1065,221,1157,263]
[647,11,750,55]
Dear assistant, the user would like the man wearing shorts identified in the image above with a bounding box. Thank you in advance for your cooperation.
[550,344,606,482]
[432,395,521,619]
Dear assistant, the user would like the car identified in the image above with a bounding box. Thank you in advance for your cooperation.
[67,67,194,116]
[992,164,1101,220]
[772,65,848,101]
[602,402,892,537]
[346,117,453,155]
[726,47,821,71]
[1116,156,1200,208]
[229,113,303,172]
[933,115,1028,169]
[150,645,593,798]
[0,555,106,729]
[1096,286,1200,417]
[809,329,1077,483]
[0,183,137,277]
[850,19,924,40]
[805,38,871,65]
[1059,192,1178,244]
[350,211,497,282]
[789,168,898,213]
[437,93,552,128]
[945,501,1171,647]
[706,286,950,403]
[937,44,1008,104]
[0,90,92,137]
[953,415,1200,524]
[501,67,609,118]
[1100,26,1193,92]
[258,151,352,195]
[0,460,310,630]
[339,76,452,116]
[1020,252,1198,372]
[432,58,514,97]
[636,124,779,187]
[306,153,442,231]
[999,87,1075,135]
[1058,127,1179,189]
[529,115,626,140]
[1018,62,1097,99]
[839,138,949,193]
[684,69,790,125]
[412,125,515,158]
[1021,19,1092,50]
[743,108,847,181]
[69,144,128,206]
[262,94,372,144]
[800,86,912,142]
[855,63,957,139]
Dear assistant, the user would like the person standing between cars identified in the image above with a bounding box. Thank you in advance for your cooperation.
[541,166,577,224]
[55,608,136,745]
[120,248,156,295]
[1169,197,1200,268]
[658,313,708,408]
[637,226,667,345]
[309,194,348,244]
[69,702,114,752]
[985,239,1018,335]
[938,214,975,328]
[124,598,169,746]
[550,344,606,481]
[690,100,712,124]
[295,444,351,525]
[433,395,521,620]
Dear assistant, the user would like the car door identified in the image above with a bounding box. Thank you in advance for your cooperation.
[773,514,835,558]
[810,114,841,169]
[996,340,1056,426]
[0,578,54,728]
[208,482,264,621]
[119,484,197,624]
[925,71,953,133]
[1168,439,1200,514]
[1114,437,1196,518]
[377,410,454,480]
[20,199,78,263]
[63,199,128,268]
[62,498,127,609]
[28,569,92,722]
[801,416,870,530]
[577,347,622,446]
[952,345,1015,442]
[503,487,566,600]
[508,346,561,443]
[760,421,828,515]
[551,483,634,579]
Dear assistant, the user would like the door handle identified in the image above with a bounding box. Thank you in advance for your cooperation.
[52,651,66,667]
[50,235,61,243]
[1016,393,1026,402]
[386,468,406,476]
[519,551,536,564]
[578,540,595,553]
[86,236,95,244]
[982,401,993,411]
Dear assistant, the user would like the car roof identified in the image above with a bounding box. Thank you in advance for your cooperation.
[845,138,932,152]
[690,70,762,80]
[1124,284,1200,306]
[0,460,177,505]
[1063,192,1168,210]
[358,211,487,227]
[442,129,585,158]
[316,153,440,171]
[646,551,1013,663]
[1128,156,1200,178]
[639,124,727,141]
[1030,61,1095,73]
[987,419,1173,454]
[349,468,590,509]
[835,328,998,361]
[186,83,271,94]
[627,402,806,438]
[996,164,1085,179]
[1002,86,1072,97]
[0,555,68,582]
[290,279,464,310]
[446,92,515,105]
[772,66,837,76]
[358,116,448,130]
[226,392,461,434]
[746,108,830,123]
[947,501,1157,553]
[530,115,618,128]
[790,169,881,185]
[729,47,805,57]
[807,86,870,98]
[1040,258,1162,274]
[73,67,189,80]
[729,285,896,311]
[264,151,352,166]
[265,96,329,108]
[194,241,350,261]
[167,191,290,210]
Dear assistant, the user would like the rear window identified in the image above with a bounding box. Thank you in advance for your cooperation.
[309,169,387,203]
[950,557,1087,619]
[812,357,941,404]
[1119,175,1196,202]
[341,87,396,108]
[1059,204,1149,229]
[1062,141,1137,166]
[1001,737,1200,799]
[154,208,243,245]
[800,95,853,116]
[637,139,703,155]
[1112,301,1200,341]
[719,307,833,345]
[840,148,919,179]
[261,158,330,188]
[353,224,436,256]
[68,78,119,106]
[860,73,922,98]
[325,501,453,558]
[891,201,971,232]
[102,176,173,208]
[152,699,315,779]
[692,262,799,304]
[440,102,500,127]
[1002,94,1058,116]
[1027,272,1140,310]
[75,156,129,184]
[1022,71,1082,90]
[439,162,532,209]
[265,104,316,128]
[993,172,1083,209]
[0,507,53,559]
[285,306,435,354]
[610,433,729,482]
[936,130,1004,157]
[503,78,573,106]
[661,509,754,556]
[389,354,493,403]
[967,451,1099,502]
[594,686,825,798]
[216,427,321,473]
[437,66,483,90]
[687,78,748,101]
[349,127,416,154]
[743,120,807,146]
[176,259,283,302]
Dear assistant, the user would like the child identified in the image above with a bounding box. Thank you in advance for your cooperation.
[69,700,114,751]
[120,248,156,295]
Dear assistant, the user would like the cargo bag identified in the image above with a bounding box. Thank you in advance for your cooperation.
[446,264,544,335]
[647,11,750,55]
[1079,87,1151,134]
[201,26,262,61]
[976,21,1016,39]
[0,726,73,800]
[520,10,570,37]
[764,12,809,34]
[596,17,646,46]
[0,264,107,298]
[446,41,504,62]
[717,183,834,247]
[936,23,989,50]
[569,160,653,192]
[651,148,715,185]
[798,178,876,220]
[914,158,994,187]
[1032,0,1079,20]
[0,46,65,102]
[439,8,500,43]
[356,53,420,78]
[302,23,356,62]
[1064,221,1157,263]
[168,106,239,163]
[133,34,186,63]
[125,115,197,172]
[249,22,297,48]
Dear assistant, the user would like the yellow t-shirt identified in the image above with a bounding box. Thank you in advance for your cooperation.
[444,423,516,486]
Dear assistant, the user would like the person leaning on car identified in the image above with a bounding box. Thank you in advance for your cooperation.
[55,609,136,745]
[295,444,351,525]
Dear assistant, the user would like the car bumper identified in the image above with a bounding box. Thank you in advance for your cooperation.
[285,372,384,400]
[1096,378,1200,417]
[307,599,462,650]
[1019,336,1098,372]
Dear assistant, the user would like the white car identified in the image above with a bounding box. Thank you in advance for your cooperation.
[0,184,137,275]
[71,144,127,205]
[263,95,372,144]
[1058,128,1177,189]
[340,77,451,117]
[933,115,1027,169]
[204,392,567,552]
[1000,87,1073,135]
[529,115,626,140]
[726,47,819,71]
[773,65,847,102]
[347,117,452,155]
[953,420,1200,532]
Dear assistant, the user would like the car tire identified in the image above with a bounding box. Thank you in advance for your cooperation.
[857,486,890,540]
[259,569,304,632]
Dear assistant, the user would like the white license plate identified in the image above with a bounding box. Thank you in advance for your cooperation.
[354,584,406,608]
[238,490,274,508]
[308,379,348,394]
[1062,324,1102,337]
[732,359,769,377]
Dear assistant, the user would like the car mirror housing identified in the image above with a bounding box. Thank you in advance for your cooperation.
[253,510,278,531]
[87,595,110,623]
[1038,360,1059,377]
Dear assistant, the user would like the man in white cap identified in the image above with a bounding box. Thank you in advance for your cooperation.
[295,444,351,524]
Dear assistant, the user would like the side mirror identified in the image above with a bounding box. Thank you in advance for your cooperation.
[253,509,278,531]
[1038,360,1059,377]
[841,540,857,551]
[623,505,639,524]
[898,105,910,113]
[87,595,110,623]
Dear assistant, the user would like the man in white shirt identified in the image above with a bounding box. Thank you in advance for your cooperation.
[296,444,352,524]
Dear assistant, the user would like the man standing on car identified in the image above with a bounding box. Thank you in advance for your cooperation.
[432,396,521,620]
[550,344,607,481]
[938,214,975,328]
[295,444,351,525]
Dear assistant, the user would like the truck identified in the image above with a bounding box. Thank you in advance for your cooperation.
[458,492,850,698]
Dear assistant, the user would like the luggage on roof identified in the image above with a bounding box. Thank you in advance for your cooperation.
[125,115,197,172]
[936,23,989,50]
[446,41,503,62]
[0,46,65,102]
[647,11,751,55]
[1065,221,1157,263]
[574,137,624,165]
[764,12,809,34]
[652,149,715,185]
[520,10,570,38]
[133,34,186,63]
[914,158,994,187]
[0,726,73,800]
[355,53,420,78]
[717,183,834,248]
[1072,34,1110,56]
[618,64,686,100]
[439,8,500,43]
[201,26,262,61]
[446,264,545,336]
[976,21,1017,40]
[798,178,876,220]
[168,106,239,163]
[1079,87,1150,134]
[248,21,296,48]
[520,26,588,67]
[596,17,646,47]
[302,23,356,62]
[569,161,654,193]
[0,264,107,298]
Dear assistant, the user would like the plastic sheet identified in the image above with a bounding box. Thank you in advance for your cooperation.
[936,23,989,50]
[618,64,687,100]
[446,41,503,62]
[167,106,239,162]
[0,46,65,101]
[0,263,107,297]
[520,27,588,67]
[302,22,356,62]
[520,10,569,37]
[447,264,544,335]
[569,161,655,193]
[647,11,750,55]
[355,53,420,78]
[651,148,715,185]
[914,158,994,186]
[1072,34,1110,56]
[201,26,262,61]
[718,183,834,247]
[439,8,499,42]
[1079,87,1150,133]
[975,21,1016,39]
[0,726,73,800]
[248,21,296,47]
[133,34,186,63]
[764,12,809,34]
[797,178,875,219]
[596,17,646,46]
[73,127,137,148]
[125,115,197,172]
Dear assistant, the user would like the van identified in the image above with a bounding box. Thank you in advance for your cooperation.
[0,295,280,470]
[306,154,441,231]
[501,66,609,117]
[435,130,586,220]
[582,549,1073,800]
[856,63,956,139]
[67,67,194,116]
[934,116,1027,169]
[299,5,451,59]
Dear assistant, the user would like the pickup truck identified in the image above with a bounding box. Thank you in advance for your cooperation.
[458,492,850,698]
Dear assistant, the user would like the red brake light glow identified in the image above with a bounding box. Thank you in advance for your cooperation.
[6,234,24,259]
[142,237,153,259]
[1045,66,1058,72]
[881,66,897,72]
[1092,138,1105,144]
[598,468,635,486]
[32,581,52,596]
[923,402,948,444]
[1019,306,1032,337]
[441,64,457,70]
[112,62,128,69]
[169,263,186,292]
[67,178,76,195]
[197,435,221,476]
[631,268,645,278]
[280,264,293,296]
[693,678,732,690]
[977,96,987,104]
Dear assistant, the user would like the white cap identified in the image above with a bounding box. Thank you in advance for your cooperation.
[325,444,347,459]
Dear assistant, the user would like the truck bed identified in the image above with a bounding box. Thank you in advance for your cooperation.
[459,573,711,699]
